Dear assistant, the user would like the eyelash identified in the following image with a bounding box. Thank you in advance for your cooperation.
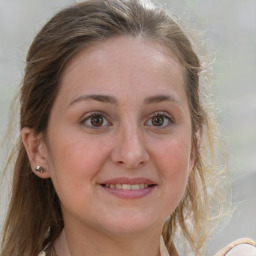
[80,112,112,129]
[145,112,174,128]
[80,111,174,129]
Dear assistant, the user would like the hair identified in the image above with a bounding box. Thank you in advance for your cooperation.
[1,0,227,255]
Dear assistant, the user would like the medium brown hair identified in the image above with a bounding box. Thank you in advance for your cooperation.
[1,0,226,255]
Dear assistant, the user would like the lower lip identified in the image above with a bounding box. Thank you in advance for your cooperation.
[101,186,155,199]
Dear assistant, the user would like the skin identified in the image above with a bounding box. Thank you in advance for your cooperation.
[22,36,195,256]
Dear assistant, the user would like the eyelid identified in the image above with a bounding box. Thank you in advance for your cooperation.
[80,111,112,128]
[144,111,175,127]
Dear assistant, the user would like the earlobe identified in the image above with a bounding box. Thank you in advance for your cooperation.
[21,127,51,178]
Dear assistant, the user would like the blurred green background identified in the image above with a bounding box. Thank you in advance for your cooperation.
[0,0,255,254]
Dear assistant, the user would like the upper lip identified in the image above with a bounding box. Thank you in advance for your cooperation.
[100,177,156,185]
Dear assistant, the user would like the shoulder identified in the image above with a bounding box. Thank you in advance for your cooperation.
[216,238,256,256]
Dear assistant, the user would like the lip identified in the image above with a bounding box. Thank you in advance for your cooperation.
[99,177,157,199]
[101,177,155,185]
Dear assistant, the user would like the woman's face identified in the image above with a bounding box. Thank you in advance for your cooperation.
[43,37,194,236]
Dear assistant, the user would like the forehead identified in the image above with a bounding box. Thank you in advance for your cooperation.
[61,36,184,81]
[57,36,187,108]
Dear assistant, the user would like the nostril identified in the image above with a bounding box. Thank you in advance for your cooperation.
[110,144,149,168]
[116,160,146,169]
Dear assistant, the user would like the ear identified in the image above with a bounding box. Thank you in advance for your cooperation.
[21,127,51,178]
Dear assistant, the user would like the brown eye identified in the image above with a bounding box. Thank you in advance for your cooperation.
[152,116,164,126]
[82,113,111,128]
[145,112,173,128]
[90,115,104,127]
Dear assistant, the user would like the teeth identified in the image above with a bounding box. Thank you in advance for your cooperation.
[104,184,150,190]
[131,184,140,190]
[116,184,122,189]
[122,184,130,190]
[140,184,145,189]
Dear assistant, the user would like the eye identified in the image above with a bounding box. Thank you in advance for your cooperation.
[145,112,174,128]
[81,112,111,128]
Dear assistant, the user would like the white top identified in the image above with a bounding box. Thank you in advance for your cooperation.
[216,238,256,256]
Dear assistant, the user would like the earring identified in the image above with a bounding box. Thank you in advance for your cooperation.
[35,165,45,174]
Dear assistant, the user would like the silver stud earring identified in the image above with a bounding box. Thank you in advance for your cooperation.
[35,165,45,174]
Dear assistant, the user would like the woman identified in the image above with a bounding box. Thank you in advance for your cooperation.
[1,0,255,255]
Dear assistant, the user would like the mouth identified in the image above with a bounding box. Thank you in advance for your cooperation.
[99,177,157,199]
[101,183,155,190]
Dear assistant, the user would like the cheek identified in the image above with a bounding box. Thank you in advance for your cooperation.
[158,135,192,168]
[154,136,192,196]
[46,134,111,212]
[46,134,109,188]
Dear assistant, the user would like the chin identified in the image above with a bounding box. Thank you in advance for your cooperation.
[99,213,161,236]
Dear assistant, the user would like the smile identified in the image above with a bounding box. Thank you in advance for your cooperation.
[103,184,150,190]
[100,178,156,199]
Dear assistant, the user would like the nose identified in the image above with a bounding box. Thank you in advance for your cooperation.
[110,126,150,169]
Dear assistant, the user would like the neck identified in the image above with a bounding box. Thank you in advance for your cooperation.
[54,226,165,256]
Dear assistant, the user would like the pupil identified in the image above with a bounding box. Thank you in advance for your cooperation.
[91,115,103,127]
[152,116,164,126]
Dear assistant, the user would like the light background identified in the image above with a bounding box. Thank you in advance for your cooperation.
[0,0,255,254]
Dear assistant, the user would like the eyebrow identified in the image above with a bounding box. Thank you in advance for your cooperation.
[144,95,183,107]
[69,94,118,107]
[68,94,183,108]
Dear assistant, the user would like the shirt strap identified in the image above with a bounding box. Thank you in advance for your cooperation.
[215,238,256,256]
